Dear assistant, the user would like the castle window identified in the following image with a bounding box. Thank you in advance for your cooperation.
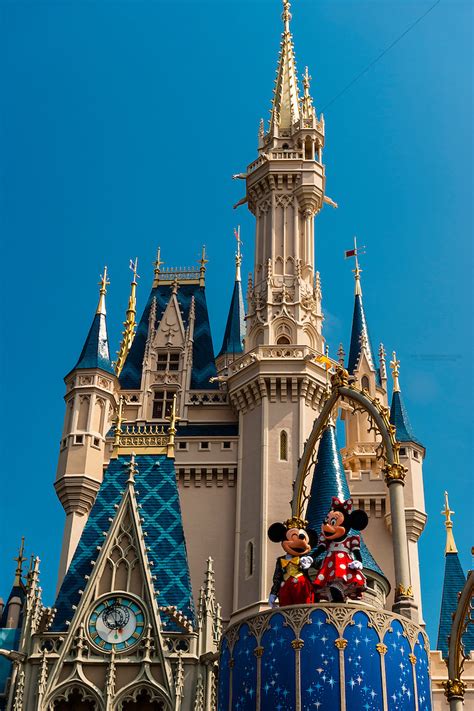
[152,390,175,419]
[282,143,289,150]
[413,449,419,460]
[199,441,210,451]
[399,447,407,457]
[73,434,84,445]
[156,351,180,371]
[279,430,288,461]
[277,336,290,345]
[222,441,231,450]
[92,437,100,448]
[178,441,188,451]
[361,375,370,391]
[246,540,255,578]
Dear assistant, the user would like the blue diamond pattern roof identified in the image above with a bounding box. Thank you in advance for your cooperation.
[73,312,114,374]
[347,293,381,385]
[305,425,385,577]
[53,454,195,632]
[437,552,474,657]
[390,390,422,446]
[119,283,218,390]
[218,279,245,357]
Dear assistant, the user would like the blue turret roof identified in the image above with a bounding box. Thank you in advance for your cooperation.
[218,278,245,357]
[305,424,385,577]
[120,283,218,390]
[390,390,422,446]
[73,311,114,374]
[437,552,474,657]
[53,454,195,632]
[347,291,381,385]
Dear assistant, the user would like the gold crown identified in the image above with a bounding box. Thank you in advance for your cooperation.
[284,516,308,530]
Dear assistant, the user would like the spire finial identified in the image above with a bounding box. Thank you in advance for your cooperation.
[127,452,138,486]
[166,393,180,458]
[301,66,315,119]
[13,537,26,586]
[442,491,457,554]
[234,227,242,281]
[337,343,345,367]
[114,395,125,448]
[379,343,387,380]
[115,259,140,376]
[199,245,208,287]
[352,237,362,296]
[390,351,401,393]
[282,0,292,30]
[97,266,110,315]
[153,246,164,285]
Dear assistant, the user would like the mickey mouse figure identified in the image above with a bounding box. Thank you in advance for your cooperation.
[310,497,368,602]
[267,517,319,608]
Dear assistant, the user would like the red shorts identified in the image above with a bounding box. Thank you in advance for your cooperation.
[278,575,314,606]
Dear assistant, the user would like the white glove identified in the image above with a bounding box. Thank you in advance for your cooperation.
[348,560,363,570]
[299,556,313,570]
[268,593,278,608]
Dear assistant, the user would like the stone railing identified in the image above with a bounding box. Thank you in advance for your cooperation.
[186,391,228,405]
[228,345,319,375]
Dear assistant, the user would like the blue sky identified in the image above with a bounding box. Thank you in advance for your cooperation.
[0,0,472,642]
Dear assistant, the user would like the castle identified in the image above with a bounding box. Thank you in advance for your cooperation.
[0,2,472,709]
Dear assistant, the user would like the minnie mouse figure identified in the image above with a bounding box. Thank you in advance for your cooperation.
[267,517,319,608]
[310,497,368,602]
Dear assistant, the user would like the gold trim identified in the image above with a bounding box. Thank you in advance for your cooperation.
[383,462,407,486]
[254,646,264,658]
[408,653,417,665]
[395,584,414,600]
[376,642,387,655]
[291,638,304,650]
[334,638,348,650]
[443,678,466,701]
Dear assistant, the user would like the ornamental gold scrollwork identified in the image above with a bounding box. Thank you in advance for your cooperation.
[334,638,348,650]
[254,646,264,658]
[408,653,417,665]
[383,463,407,485]
[291,639,304,650]
[443,678,467,701]
[395,584,414,599]
[330,367,349,388]
[376,642,387,655]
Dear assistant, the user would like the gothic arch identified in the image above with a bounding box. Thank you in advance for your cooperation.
[274,320,294,345]
[47,682,104,711]
[292,368,398,519]
[115,683,171,711]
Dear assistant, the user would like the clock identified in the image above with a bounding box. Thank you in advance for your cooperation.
[88,596,145,652]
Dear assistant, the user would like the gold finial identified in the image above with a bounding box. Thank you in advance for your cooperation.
[153,247,164,284]
[301,66,315,119]
[166,393,181,458]
[303,66,311,93]
[379,343,387,380]
[115,260,140,376]
[352,237,362,296]
[234,227,242,281]
[199,245,208,287]
[282,0,292,30]
[97,266,110,315]
[127,452,138,486]
[390,351,401,393]
[442,491,458,554]
[13,537,26,586]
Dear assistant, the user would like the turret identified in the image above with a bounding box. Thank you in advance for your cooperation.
[437,492,474,657]
[388,352,427,619]
[0,539,26,630]
[55,268,118,589]
[244,0,327,350]
[216,229,245,371]
[305,423,390,606]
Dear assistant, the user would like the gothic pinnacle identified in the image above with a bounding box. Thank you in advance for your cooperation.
[96,266,110,315]
[390,351,401,393]
[441,491,457,554]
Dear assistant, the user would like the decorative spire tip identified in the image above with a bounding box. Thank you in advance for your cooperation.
[97,266,110,315]
[390,351,401,393]
[441,491,457,554]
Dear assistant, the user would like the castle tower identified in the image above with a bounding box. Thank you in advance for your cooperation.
[389,352,427,620]
[55,268,119,589]
[229,0,332,618]
[244,0,326,351]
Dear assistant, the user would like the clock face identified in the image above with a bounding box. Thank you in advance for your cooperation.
[88,596,145,652]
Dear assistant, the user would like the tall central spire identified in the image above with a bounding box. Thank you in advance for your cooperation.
[270,0,301,132]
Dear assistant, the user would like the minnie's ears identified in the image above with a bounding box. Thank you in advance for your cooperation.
[268,522,287,542]
[349,510,369,531]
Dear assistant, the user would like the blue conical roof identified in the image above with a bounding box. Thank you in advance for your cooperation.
[218,278,245,357]
[74,311,114,374]
[305,425,385,576]
[390,390,422,446]
[437,552,474,657]
[347,293,381,385]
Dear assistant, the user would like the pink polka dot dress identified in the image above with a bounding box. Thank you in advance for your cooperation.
[312,534,366,596]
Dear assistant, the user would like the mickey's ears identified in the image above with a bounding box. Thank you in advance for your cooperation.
[268,522,287,542]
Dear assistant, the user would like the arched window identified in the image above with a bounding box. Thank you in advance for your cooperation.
[120,689,166,711]
[246,540,254,578]
[280,430,289,461]
[53,689,98,711]
[152,390,176,419]
[277,336,290,345]
[361,375,370,391]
